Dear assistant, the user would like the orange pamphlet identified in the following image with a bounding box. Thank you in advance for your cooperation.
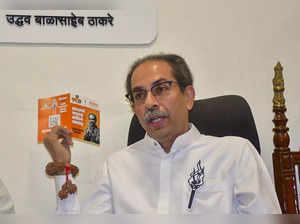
[38,93,100,145]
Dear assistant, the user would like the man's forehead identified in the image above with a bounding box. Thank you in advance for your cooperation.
[132,78,169,92]
[131,60,174,88]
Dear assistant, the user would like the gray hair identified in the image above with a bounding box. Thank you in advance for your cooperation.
[125,53,194,101]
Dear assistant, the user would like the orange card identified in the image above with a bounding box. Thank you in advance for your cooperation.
[38,93,100,145]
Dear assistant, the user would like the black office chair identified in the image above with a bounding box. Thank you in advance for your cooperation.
[127,95,261,154]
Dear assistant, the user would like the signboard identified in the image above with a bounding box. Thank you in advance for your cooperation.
[0,10,157,44]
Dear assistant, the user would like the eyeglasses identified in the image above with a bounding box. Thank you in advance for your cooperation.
[126,80,178,105]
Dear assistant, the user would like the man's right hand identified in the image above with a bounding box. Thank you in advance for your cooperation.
[43,126,73,164]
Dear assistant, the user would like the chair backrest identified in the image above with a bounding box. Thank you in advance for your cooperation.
[272,62,300,214]
[127,95,261,154]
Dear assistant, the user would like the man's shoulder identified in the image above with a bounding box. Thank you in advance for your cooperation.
[195,134,257,155]
[199,134,250,145]
[107,138,146,160]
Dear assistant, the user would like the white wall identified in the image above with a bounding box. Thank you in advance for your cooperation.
[0,0,300,214]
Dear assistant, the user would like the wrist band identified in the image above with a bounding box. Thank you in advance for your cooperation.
[45,162,79,177]
[45,162,79,200]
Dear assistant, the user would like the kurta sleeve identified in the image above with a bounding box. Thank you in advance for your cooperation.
[54,175,80,214]
[54,161,113,214]
[233,140,282,214]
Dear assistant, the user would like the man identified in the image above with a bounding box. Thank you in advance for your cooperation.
[44,54,281,214]
[83,113,100,144]
[0,178,15,214]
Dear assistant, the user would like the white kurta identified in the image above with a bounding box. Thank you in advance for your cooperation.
[0,178,15,214]
[55,124,281,214]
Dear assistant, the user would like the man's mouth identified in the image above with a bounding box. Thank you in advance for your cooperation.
[149,116,165,124]
[147,115,168,129]
[143,109,170,128]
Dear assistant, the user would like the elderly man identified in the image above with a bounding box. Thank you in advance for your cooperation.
[44,54,281,214]
[83,113,100,144]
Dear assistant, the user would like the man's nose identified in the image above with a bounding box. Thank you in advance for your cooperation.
[144,91,159,108]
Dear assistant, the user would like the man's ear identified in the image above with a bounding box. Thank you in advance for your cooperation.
[130,103,136,113]
[184,85,195,111]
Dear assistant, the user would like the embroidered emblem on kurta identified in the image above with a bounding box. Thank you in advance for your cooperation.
[188,160,205,209]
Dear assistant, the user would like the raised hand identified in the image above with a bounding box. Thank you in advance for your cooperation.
[43,126,73,164]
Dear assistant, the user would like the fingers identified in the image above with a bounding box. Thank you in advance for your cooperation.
[53,126,73,140]
[45,126,73,146]
[43,126,73,163]
[61,138,72,151]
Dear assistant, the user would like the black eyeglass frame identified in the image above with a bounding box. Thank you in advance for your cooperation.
[125,80,177,105]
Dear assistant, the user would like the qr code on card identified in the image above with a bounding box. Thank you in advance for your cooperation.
[48,114,61,128]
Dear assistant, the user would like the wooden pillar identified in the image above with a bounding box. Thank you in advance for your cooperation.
[272,62,299,213]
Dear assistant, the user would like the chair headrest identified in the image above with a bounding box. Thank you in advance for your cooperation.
[127,95,260,154]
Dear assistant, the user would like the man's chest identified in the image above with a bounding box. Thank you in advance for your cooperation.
[109,152,236,214]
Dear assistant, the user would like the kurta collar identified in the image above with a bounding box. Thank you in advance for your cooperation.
[143,123,202,157]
